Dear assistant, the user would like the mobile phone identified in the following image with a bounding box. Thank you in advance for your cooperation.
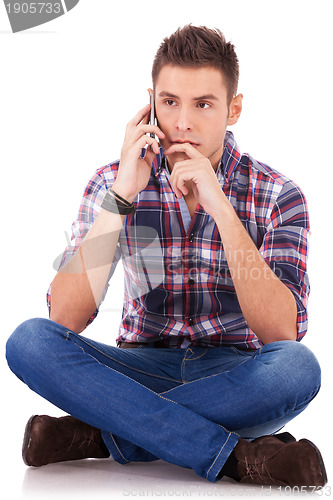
[149,93,156,139]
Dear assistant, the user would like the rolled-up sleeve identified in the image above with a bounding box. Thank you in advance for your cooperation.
[47,166,122,327]
[259,182,310,341]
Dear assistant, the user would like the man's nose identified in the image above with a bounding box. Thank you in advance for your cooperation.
[175,107,193,132]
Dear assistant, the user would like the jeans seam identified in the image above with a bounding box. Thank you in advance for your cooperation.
[109,433,129,463]
[67,336,200,462]
[161,358,250,395]
[181,347,208,383]
[186,349,208,362]
[66,331,182,384]
[205,431,233,480]
[67,335,188,406]
[181,349,188,382]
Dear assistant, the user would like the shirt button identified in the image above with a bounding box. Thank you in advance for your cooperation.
[188,318,194,326]
[188,278,195,286]
[189,233,194,242]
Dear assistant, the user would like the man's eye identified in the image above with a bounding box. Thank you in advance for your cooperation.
[165,99,176,106]
[198,102,210,109]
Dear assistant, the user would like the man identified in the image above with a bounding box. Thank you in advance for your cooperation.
[6,25,327,487]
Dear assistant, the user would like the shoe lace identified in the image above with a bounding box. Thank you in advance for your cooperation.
[244,456,273,482]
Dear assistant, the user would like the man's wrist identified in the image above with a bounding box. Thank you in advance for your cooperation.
[102,190,136,215]
[211,192,235,223]
[112,182,136,204]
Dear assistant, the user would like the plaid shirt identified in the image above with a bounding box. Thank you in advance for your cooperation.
[48,131,310,350]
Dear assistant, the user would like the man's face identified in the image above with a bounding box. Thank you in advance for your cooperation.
[154,64,238,171]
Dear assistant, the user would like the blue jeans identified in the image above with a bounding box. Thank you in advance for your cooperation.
[6,318,321,482]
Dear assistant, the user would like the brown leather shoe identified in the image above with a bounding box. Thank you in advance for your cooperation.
[234,435,327,487]
[22,415,110,467]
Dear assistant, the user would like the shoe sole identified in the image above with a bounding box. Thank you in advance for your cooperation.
[22,415,38,466]
[299,439,328,487]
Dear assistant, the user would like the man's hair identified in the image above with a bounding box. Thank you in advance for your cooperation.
[152,25,239,104]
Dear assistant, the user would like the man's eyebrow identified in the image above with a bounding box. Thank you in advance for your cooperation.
[158,91,178,99]
[158,91,219,101]
[193,94,219,101]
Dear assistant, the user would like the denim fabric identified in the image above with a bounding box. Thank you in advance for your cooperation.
[6,318,321,482]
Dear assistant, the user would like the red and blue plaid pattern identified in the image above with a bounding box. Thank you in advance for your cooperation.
[47,131,310,350]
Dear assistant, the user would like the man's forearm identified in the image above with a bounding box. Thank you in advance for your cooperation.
[50,208,126,333]
[214,200,298,344]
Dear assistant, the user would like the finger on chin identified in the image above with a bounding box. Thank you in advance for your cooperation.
[164,143,200,158]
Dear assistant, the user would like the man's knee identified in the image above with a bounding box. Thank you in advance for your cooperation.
[283,341,320,384]
[263,340,321,401]
[6,317,60,379]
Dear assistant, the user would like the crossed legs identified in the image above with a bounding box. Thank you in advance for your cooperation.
[6,318,321,482]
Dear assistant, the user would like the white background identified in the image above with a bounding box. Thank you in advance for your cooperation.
[0,0,332,498]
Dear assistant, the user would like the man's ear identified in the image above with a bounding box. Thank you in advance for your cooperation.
[228,94,243,126]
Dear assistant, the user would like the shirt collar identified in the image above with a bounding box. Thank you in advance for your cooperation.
[152,149,165,177]
[151,130,241,180]
[221,130,242,180]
